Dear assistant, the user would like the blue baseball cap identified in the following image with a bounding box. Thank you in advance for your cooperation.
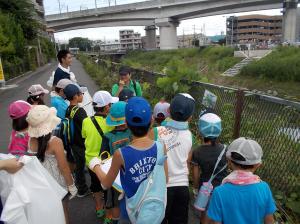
[63,84,82,99]
[106,101,127,126]
[125,97,151,127]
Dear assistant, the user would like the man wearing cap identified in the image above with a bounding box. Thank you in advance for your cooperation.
[50,79,73,119]
[82,91,118,218]
[27,84,49,105]
[111,66,142,97]
[207,137,276,224]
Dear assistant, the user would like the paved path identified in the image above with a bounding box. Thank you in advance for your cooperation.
[0,58,199,224]
[0,58,100,224]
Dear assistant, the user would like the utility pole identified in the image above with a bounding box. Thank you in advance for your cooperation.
[231,16,234,46]
[193,24,196,47]
[95,0,97,9]
[58,0,61,14]
[182,28,185,48]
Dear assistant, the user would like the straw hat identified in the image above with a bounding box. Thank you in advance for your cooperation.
[26,105,60,138]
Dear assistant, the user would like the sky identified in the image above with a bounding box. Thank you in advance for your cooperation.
[44,0,282,43]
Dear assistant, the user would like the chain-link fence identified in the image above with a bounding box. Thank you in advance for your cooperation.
[99,58,300,194]
[186,81,300,194]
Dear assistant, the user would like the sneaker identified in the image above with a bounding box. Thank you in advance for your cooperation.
[103,218,112,224]
[96,209,105,218]
[77,189,91,198]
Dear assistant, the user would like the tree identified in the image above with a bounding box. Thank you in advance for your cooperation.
[69,37,92,51]
[0,12,25,58]
[0,0,40,40]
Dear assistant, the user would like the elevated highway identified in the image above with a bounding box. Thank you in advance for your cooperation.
[46,0,298,49]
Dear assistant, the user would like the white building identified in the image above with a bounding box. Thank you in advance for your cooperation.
[100,40,121,52]
[119,30,142,50]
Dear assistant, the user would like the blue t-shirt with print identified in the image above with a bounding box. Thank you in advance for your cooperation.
[50,95,68,119]
[207,181,276,224]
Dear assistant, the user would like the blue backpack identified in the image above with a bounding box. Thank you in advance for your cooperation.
[54,106,79,149]
[125,141,167,224]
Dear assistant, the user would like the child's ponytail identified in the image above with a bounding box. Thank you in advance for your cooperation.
[36,133,52,162]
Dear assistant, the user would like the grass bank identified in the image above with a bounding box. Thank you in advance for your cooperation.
[121,47,300,101]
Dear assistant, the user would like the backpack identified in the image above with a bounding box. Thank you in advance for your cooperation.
[8,131,29,156]
[54,106,79,148]
[105,130,131,155]
[132,80,138,95]
[125,141,167,224]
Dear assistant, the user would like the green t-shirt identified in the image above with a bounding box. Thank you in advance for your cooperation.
[111,80,142,97]
[82,116,114,165]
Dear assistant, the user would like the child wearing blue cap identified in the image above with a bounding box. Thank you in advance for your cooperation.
[89,97,168,224]
[104,101,131,154]
[64,84,90,197]
[192,113,228,224]
[98,101,131,224]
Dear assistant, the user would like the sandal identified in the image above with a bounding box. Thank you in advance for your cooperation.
[96,209,105,218]
[103,218,113,224]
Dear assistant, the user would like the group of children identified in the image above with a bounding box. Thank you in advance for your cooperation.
[2,49,277,224]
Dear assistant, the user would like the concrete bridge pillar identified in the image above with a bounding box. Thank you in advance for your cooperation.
[282,0,299,43]
[144,25,157,49]
[156,18,179,50]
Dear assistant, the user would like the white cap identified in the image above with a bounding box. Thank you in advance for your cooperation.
[153,101,170,118]
[56,79,73,89]
[226,137,263,165]
[28,84,49,96]
[93,91,119,107]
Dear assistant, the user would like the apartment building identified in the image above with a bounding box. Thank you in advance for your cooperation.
[100,40,121,52]
[119,30,142,50]
[226,15,282,45]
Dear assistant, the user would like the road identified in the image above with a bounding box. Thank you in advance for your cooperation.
[0,58,198,224]
[0,58,100,224]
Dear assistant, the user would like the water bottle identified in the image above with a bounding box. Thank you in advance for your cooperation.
[194,182,213,211]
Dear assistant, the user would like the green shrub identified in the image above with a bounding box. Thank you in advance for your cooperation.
[240,46,300,82]
[40,37,56,62]
[121,46,239,75]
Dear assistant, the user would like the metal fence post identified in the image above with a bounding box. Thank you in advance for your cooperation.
[233,89,245,139]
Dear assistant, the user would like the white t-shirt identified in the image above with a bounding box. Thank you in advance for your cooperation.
[156,126,192,187]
